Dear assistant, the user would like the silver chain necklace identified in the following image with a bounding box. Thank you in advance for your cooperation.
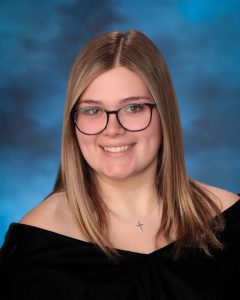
[108,200,160,232]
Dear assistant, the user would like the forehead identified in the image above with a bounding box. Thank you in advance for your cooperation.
[79,67,153,105]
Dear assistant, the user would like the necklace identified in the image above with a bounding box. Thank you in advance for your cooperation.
[108,200,160,232]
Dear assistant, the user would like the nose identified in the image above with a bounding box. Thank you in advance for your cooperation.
[103,113,125,135]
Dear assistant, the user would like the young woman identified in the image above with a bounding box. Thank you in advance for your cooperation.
[0,30,239,299]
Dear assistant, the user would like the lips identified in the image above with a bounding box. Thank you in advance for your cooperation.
[100,143,135,153]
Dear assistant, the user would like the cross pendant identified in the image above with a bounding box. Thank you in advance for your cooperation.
[136,220,144,232]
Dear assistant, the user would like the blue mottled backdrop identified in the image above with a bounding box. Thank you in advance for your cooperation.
[1,0,240,245]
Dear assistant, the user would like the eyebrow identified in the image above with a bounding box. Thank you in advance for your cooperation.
[79,96,153,105]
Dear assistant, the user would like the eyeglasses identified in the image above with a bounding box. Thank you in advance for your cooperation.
[73,102,157,135]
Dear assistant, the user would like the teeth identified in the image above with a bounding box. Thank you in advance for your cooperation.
[102,145,132,153]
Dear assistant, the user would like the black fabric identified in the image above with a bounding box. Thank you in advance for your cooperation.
[0,195,239,300]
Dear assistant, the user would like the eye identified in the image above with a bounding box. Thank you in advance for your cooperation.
[124,104,145,113]
[80,107,103,115]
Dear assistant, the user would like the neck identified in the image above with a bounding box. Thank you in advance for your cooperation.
[95,171,160,218]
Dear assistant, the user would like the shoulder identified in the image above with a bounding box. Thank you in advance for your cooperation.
[19,192,70,232]
[193,180,240,212]
[18,192,85,240]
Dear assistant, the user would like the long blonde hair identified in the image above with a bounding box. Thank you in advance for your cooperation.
[53,30,224,262]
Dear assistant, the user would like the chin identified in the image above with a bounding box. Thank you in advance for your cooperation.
[100,169,135,181]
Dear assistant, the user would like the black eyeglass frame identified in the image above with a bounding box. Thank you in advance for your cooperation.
[73,103,157,135]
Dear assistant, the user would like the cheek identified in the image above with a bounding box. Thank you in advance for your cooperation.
[76,133,96,161]
[147,113,162,146]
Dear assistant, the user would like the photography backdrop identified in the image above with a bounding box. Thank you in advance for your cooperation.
[1,0,240,245]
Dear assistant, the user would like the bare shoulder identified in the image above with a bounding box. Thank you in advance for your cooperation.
[19,192,69,232]
[193,180,240,212]
[19,191,86,240]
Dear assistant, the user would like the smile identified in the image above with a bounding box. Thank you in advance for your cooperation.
[101,144,134,153]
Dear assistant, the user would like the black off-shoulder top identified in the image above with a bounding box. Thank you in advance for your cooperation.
[0,194,239,300]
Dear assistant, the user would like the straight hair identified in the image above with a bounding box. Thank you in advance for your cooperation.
[52,30,224,262]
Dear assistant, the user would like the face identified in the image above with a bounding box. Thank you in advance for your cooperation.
[75,66,162,182]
